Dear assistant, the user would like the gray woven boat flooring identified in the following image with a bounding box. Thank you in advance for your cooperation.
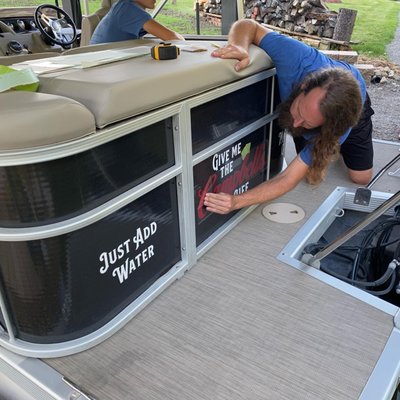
[46,139,400,400]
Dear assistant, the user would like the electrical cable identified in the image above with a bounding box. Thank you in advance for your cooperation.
[352,219,400,282]
[303,210,400,297]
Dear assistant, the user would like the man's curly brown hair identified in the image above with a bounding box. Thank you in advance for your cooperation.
[278,68,363,185]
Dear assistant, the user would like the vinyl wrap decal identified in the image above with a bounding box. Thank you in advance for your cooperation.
[194,128,270,246]
[0,180,181,343]
[0,118,175,227]
[191,80,270,154]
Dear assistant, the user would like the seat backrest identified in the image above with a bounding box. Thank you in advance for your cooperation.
[80,0,119,47]
[80,14,102,47]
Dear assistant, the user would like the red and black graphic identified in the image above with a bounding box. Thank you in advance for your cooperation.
[194,127,270,246]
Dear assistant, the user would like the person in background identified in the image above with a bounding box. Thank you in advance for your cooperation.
[90,0,184,45]
[204,19,374,215]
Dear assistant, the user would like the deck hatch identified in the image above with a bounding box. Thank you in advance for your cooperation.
[279,187,400,311]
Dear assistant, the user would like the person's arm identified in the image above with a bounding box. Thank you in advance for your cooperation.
[204,155,309,214]
[143,19,185,41]
[211,19,272,71]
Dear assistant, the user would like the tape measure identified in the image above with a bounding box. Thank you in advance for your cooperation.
[151,43,180,60]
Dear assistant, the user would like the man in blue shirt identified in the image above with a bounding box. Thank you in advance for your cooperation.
[90,0,184,44]
[204,19,374,215]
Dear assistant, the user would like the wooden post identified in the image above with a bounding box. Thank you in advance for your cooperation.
[237,0,244,19]
[221,0,238,34]
[332,8,357,42]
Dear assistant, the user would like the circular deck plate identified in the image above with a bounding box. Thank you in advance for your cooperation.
[262,203,305,224]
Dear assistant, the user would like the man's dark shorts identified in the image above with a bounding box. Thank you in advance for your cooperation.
[293,93,375,171]
[340,92,374,171]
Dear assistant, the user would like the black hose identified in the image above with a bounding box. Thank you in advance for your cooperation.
[321,261,395,287]
[364,271,397,296]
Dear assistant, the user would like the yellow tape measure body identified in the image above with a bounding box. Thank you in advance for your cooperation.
[151,43,180,60]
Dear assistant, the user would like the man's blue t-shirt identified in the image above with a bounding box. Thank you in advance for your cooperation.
[259,32,367,166]
[90,0,151,44]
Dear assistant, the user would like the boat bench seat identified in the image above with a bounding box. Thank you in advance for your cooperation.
[2,40,272,152]
[0,91,96,150]
[37,40,273,128]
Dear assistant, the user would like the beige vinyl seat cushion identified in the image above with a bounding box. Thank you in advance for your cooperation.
[38,40,273,128]
[0,91,96,150]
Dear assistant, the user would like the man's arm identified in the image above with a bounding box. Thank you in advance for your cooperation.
[204,155,309,214]
[211,19,272,71]
[143,19,185,41]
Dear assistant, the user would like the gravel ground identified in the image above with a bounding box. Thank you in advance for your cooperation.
[366,11,400,142]
[367,79,400,142]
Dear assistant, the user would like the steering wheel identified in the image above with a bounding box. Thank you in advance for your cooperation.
[34,4,77,47]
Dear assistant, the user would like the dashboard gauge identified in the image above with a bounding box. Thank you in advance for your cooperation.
[16,19,26,30]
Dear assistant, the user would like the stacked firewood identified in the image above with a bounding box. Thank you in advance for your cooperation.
[200,0,342,40]
[199,0,222,15]
[246,0,338,38]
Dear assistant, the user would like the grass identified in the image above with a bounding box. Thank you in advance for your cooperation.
[327,0,400,57]
[155,6,220,35]
[0,0,398,56]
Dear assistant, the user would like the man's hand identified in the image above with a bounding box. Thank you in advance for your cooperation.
[204,192,237,214]
[211,44,251,72]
